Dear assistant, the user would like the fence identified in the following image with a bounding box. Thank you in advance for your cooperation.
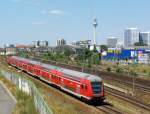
[0,70,53,114]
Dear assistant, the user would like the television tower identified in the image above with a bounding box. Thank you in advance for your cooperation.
[93,18,98,45]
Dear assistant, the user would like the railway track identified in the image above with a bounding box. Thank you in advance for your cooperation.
[96,105,122,114]
[105,87,150,112]
[102,74,150,94]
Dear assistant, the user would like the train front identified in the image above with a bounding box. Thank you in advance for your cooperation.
[88,75,105,103]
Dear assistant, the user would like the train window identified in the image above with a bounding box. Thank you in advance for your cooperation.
[81,85,84,89]
[58,77,61,81]
[85,85,87,90]
[52,75,56,78]
[81,84,87,90]
[91,82,102,94]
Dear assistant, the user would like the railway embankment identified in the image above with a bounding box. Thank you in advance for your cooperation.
[0,72,38,114]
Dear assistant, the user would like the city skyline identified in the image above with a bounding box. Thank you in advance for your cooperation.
[1,0,150,47]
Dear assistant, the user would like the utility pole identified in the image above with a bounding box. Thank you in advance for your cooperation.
[132,50,137,96]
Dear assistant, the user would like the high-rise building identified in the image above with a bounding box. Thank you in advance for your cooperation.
[139,32,150,46]
[124,28,140,47]
[39,41,48,47]
[56,38,66,46]
[33,41,48,47]
[106,37,118,48]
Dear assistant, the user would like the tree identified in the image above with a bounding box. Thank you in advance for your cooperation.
[84,48,92,60]
[134,42,148,46]
[76,48,92,62]
[100,45,108,51]
[93,45,98,53]
[92,53,100,65]
[134,42,141,46]
[64,48,72,59]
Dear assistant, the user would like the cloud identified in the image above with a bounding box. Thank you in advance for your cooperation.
[48,9,66,16]
[32,21,45,25]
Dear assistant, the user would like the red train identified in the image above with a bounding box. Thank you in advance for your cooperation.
[7,56,105,103]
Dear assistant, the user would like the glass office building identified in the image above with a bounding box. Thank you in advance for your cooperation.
[124,28,140,47]
[139,32,150,46]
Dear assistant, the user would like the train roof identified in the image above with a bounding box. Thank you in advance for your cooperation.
[11,56,102,82]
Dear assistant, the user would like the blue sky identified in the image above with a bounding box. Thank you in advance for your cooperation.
[0,0,150,46]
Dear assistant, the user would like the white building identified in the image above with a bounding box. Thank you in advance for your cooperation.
[56,38,66,46]
[124,28,140,47]
[39,41,48,47]
[116,41,124,48]
[106,37,118,48]
[139,32,150,46]
[33,41,48,47]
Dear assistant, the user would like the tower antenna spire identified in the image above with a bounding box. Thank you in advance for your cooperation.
[93,18,98,45]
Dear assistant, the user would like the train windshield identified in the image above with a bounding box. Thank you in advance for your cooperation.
[91,82,102,94]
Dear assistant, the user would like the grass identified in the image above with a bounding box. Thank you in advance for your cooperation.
[12,90,38,114]
[0,75,38,114]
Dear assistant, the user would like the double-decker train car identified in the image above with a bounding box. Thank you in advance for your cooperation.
[7,56,105,102]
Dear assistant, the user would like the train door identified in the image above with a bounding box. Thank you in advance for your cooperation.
[83,84,88,96]
[57,76,61,85]
[76,85,80,94]
[42,71,47,80]
[34,68,38,76]
[37,69,41,77]
[23,64,27,71]
[60,78,64,87]
[48,73,51,82]
[51,74,57,84]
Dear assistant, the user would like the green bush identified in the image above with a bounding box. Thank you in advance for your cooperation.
[148,71,150,77]
[142,69,147,74]
[116,67,123,73]
[129,69,137,76]
[107,67,111,72]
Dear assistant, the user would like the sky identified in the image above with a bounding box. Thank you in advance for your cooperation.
[0,0,150,47]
